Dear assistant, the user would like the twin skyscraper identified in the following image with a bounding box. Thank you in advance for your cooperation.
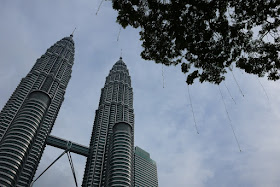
[0,35,158,186]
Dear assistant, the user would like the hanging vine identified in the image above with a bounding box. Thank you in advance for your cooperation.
[218,86,242,152]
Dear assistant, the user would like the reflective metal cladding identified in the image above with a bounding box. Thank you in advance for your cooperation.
[82,58,135,187]
[0,35,75,186]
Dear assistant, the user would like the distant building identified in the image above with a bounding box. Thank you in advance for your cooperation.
[134,146,158,187]
[0,35,75,186]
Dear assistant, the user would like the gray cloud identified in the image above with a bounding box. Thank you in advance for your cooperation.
[1,1,280,187]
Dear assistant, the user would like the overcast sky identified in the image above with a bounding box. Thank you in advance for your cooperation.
[1,1,280,187]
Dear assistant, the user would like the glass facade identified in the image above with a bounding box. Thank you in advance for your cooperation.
[134,146,158,187]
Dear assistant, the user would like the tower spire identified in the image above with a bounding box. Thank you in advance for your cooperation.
[70,27,76,37]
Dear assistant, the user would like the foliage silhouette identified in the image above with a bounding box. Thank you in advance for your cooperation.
[112,0,279,84]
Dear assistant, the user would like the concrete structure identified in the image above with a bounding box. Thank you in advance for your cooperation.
[134,146,158,187]
[0,35,75,186]
[82,58,135,187]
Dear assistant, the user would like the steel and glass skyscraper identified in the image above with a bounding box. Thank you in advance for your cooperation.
[0,34,75,186]
[134,146,158,187]
[82,58,134,187]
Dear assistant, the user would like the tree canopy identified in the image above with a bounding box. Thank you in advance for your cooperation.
[112,0,280,84]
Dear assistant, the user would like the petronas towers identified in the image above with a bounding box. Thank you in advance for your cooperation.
[0,35,158,186]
